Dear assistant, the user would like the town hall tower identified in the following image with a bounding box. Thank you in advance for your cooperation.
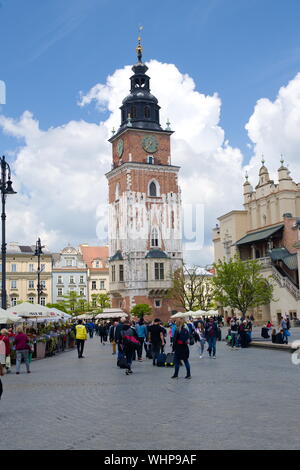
[106,36,183,320]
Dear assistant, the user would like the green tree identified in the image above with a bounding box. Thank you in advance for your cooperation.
[91,293,111,310]
[46,303,68,313]
[168,265,215,311]
[59,291,90,316]
[131,303,152,320]
[212,255,275,317]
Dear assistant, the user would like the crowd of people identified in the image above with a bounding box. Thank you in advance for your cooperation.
[0,312,295,401]
[261,316,292,344]
[74,315,224,378]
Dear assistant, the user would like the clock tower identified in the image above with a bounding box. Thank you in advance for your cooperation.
[106,36,183,320]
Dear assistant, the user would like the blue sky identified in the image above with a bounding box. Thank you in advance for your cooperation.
[1,0,300,161]
[0,0,300,262]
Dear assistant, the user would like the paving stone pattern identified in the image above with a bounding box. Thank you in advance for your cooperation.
[1,331,300,450]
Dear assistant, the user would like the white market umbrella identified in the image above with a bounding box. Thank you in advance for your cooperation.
[7,302,52,318]
[206,309,219,316]
[0,308,23,323]
[171,312,191,319]
[190,310,206,318]
[48,308,72,319]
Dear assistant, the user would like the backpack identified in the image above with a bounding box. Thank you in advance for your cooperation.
[122,328,140,348]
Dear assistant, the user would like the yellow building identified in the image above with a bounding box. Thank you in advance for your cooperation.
[3,243,52,307]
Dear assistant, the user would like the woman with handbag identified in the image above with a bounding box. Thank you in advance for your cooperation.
[171,318,191,379]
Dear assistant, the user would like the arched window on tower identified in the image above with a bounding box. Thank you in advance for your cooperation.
[130,106,136,118]
[144,106,150,118]
[151,227,159,247]
[149,180,159,197]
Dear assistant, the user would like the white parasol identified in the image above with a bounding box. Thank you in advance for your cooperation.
[7,302,52,318]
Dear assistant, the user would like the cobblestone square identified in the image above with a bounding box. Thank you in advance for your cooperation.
[1,333,300,450]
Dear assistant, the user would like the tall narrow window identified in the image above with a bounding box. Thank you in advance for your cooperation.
[146,264,148,281]
[112,265,116,282]
[151,228,159,247]
[155,263,164,280]
[119,264,124,282]
[144,106,150,118]
[149,181,157,197]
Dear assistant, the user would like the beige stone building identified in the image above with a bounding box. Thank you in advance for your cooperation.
[3,243,52,307]
[213,159,300,324]
[79,245,110,306]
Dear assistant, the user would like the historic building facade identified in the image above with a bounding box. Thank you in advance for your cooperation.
[79,245,110,306]
[106,40,183,320]
[52,245,88,305]
[2,243,52,307]
[213,159,300,323]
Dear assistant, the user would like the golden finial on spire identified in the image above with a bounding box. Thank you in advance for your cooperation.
[136,25,144,62]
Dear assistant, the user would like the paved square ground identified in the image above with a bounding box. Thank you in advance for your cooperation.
[1,333,300,450]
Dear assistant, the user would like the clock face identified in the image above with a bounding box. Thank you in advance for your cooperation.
[117,139,124,158]
[142,135,158,153]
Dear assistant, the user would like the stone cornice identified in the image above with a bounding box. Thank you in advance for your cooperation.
[106,161,180,178]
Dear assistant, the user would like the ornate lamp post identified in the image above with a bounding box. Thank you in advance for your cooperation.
[1,156,17,310]
[35,238,45,305]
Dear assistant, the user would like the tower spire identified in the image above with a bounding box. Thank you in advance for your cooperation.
[136,26,143,63]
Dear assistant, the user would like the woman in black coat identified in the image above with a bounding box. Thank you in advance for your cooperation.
[171,318,191,379]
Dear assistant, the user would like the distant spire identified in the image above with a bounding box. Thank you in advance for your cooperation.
[136,26,144,63]
[261,154,265,165]
[245,171,249,181]
[280,154,285,166]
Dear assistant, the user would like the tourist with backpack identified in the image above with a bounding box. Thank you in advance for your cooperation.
[120,320,140,375]
[171,318,191,379]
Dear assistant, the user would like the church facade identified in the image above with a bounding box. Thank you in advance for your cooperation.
[106,39,183,320]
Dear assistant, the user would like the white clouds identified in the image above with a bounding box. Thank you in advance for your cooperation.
[0,111,111,249]
[2,60,300,265]
[245,72,300,183]
[0,60,245,263]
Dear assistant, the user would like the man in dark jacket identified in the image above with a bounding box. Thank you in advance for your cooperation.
[115,317,126,361]
[205,318,218,358]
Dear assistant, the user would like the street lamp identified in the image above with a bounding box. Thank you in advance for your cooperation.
[1,156,17,310]
[35,238,45,305]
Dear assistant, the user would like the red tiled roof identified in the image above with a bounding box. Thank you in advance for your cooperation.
[79,245,109,269]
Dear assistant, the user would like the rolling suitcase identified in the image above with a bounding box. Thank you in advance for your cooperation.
[165,352,175,367]
[157,353,167,367]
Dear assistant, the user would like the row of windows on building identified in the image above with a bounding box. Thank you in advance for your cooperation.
[10,296,46,307]
[57,275,86,285]
[10,280,46,290]
[5,263,47,273]
[111,263,165,283]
